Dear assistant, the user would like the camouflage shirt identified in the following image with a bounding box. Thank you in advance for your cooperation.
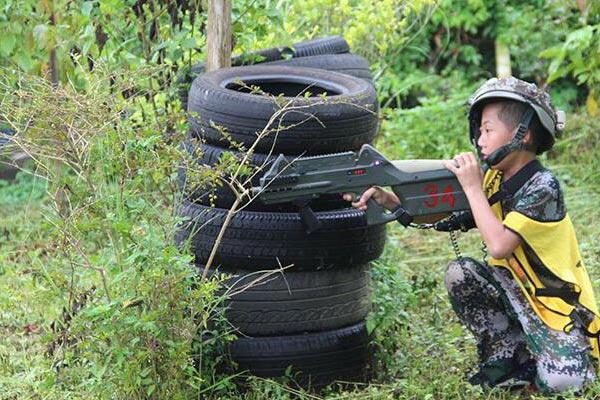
[501,168,566,290]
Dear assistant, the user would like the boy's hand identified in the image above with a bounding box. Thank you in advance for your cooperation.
[444,152,483,194]
[342,186,400,211]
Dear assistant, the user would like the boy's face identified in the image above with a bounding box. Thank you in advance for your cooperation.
[477,103,515,164]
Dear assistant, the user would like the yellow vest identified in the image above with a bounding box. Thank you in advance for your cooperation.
[483,169,600,360]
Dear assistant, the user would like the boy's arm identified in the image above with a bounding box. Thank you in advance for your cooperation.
[444,152,521,259]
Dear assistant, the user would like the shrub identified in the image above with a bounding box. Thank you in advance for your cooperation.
[0,67,236,399]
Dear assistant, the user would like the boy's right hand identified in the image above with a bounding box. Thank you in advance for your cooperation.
[342,187,379,211]
[342,186,400,211]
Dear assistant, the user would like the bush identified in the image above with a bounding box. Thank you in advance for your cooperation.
[0,67,237,398]
[376,75,477,160]
[541,1,600,116]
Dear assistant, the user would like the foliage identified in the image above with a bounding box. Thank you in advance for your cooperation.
[551,108,600,186]
[0,0,284,112]
[355,0,583,110]
[376,73,477,160]
[260,0,438,109]
[540,1,600,116]
[0,0,205,148]
[0,68,241,399]
[426,0,576,80]
[259,0,588,112]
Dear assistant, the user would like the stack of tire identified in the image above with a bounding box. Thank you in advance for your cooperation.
[175,36,386,389]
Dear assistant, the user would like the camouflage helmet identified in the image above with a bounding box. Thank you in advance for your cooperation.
[467,77,565,154]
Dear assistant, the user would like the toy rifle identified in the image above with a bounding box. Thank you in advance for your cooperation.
[251,144,471,233]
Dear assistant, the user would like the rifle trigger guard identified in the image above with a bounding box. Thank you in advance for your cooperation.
[363,199,410,226]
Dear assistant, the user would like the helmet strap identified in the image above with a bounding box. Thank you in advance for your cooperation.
[484,108,535,167]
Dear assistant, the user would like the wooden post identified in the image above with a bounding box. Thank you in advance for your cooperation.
[206,0,232,72]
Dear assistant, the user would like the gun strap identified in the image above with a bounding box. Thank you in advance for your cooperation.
[567,310,600,339]
[487,160,545,206]
[535,287,580,304]
[533,287,600,339]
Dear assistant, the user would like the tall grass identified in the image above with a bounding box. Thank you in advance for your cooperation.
[0,69,240,399]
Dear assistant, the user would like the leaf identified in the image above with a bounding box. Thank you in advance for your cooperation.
[366,317,375,334]
[33,24,49,48]
[587,89,598,117]
[0,34,16,56]
[565,26,594,49]
[81,1,94,17]
[12,50,33,71]
[547,60,570,84]
[139,367,152,378]
[538,45,563,59]
[82,38,94,56]
[146,384,156,396]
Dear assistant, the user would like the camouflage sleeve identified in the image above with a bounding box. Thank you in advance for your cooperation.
[511,171,566,222]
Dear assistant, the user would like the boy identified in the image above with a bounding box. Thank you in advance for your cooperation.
[345,77,600,393]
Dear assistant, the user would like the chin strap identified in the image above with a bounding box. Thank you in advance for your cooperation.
[483,108,535,167]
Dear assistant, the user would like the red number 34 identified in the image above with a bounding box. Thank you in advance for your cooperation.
[423,183,456,208]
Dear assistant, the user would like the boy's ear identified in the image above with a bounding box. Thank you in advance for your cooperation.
[522,130,533,145]
[522,130,538,153]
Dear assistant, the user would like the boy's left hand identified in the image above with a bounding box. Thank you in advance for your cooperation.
[443,152,483,193]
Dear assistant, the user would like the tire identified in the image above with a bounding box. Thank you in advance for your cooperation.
[178,141,349,211]
[177,36,350,110]
[188,65,379,155]
[266,54,373,85]
[0,153,30,181]
[227,322,370,388]
[289,36,350,57]
[209,264,371,335]
[174,200,386,270]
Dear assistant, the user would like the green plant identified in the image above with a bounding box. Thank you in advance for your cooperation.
[376,76,477,160]
[427,0,579,81]
[260,0,438,109]
[541,1,600,116]
[0,66,242,398]
[551,110,600,186]
[1,0,205,90]
[366,0,585,114]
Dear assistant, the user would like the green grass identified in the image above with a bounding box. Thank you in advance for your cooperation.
[1,111,599,399]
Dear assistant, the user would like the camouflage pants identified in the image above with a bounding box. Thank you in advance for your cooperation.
[444,257,596,393]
